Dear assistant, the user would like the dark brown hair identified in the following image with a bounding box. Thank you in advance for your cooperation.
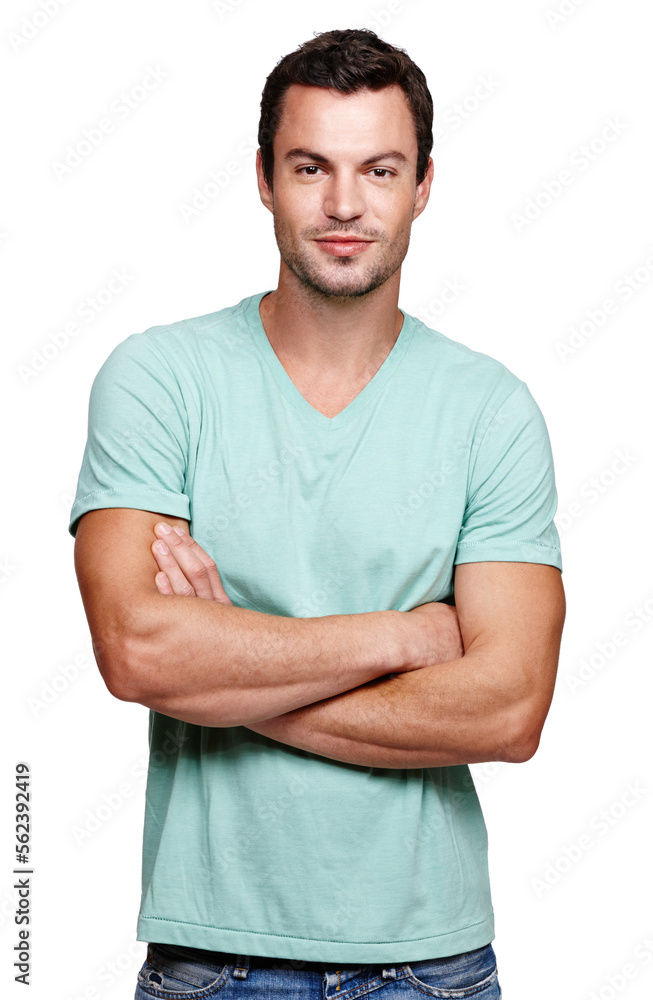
[258,28,433,190]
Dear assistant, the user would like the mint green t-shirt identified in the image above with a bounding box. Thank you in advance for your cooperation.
[68,290,562,963]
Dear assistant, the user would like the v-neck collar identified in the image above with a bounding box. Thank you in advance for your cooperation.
[243,289,414,431]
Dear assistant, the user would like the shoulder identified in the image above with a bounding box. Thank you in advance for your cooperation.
[98,292,262,372]
[406,311,521,384]
[132,292,258,352]
[404,310,526,409]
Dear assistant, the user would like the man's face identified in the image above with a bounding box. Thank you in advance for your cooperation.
[257,83,433,300]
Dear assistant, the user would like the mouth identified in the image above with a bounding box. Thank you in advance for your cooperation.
[314,237,374,258]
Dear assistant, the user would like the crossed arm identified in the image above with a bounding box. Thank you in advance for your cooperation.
[138,518,565,769]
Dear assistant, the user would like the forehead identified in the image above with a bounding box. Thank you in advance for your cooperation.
[275,83,417,162]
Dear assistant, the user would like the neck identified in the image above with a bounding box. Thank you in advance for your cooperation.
[259,263,404,383]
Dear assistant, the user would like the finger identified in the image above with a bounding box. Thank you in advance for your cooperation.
[154,522,233,604]
[171,526,233,604]
[151,539,197,597]
[152,527,213,598]
[155,571,174,595]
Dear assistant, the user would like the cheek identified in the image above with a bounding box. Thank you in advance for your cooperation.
[274,197,318,237]
[367,188,415,227]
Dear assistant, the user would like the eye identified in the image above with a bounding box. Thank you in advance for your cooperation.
[369,168,393,178]
[297,165,323,175]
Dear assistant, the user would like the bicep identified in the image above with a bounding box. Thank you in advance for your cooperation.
[73,507,190,695]
[453,561,566,744]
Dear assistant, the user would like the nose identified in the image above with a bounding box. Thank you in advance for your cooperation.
[321,169,366,223]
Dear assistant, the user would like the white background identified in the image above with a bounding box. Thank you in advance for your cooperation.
[2,1,652,998]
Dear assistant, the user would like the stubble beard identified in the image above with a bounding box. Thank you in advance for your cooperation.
[272,214,412,302]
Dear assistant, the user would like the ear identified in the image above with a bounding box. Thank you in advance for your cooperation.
[256,148,274,214]
[412,156,434,222]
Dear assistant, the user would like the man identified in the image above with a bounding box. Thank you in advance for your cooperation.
[69,28,565,999]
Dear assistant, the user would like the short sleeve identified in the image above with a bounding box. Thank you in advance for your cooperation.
[68,332,191,537]
[454,381,562,571]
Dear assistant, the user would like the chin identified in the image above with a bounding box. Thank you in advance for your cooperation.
[302,274,386,299]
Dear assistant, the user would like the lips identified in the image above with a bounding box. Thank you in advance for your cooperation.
[315,237,373,257]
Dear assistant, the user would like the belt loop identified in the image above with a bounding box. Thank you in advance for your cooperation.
[382,966,397,979]
[232,954,250,979]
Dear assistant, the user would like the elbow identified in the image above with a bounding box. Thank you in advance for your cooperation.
[502,731,540,764]
[104,665,143,704]
[499,706,545,763]
[85,595,176,705]
[93,633,150,704]
[99,633,232,727]
[495,663,557,764]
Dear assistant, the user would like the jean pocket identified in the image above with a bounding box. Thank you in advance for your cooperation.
[136,944,231,997]
[403,943,500,997]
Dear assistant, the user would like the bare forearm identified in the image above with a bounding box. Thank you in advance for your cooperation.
[100,517,464,730]
[244,651,532,768]
[121,595,407,727]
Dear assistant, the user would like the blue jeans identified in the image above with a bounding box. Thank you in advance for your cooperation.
[134,942,501,998]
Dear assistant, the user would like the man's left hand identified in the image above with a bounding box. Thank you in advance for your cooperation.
[150,520,288,738]
[151,520,233,605]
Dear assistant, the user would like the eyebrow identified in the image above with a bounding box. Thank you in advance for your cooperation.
[284,148,409,167]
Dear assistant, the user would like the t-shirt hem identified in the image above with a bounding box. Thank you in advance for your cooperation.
[68,489,191,537]
[454,542,562,571]
[135,912,495,964]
